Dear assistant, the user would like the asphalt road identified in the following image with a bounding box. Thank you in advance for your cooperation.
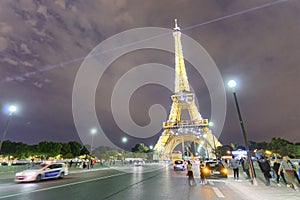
[0,163,299,200]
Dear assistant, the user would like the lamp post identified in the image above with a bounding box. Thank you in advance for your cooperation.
[121,137,128,165]
[88,128,97,169]
[90,128,97,154]
[0,105,17,153]
[208,122,217,157]
[228,80,257,185]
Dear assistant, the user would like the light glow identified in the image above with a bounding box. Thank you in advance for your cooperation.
[228,80,237,88]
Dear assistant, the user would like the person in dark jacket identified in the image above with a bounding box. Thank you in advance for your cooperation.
[258,156,271,186]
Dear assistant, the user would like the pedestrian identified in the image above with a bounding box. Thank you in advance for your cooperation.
[230,156,239,181]
[242,157,250,180]
[289,160,300,185]
[269,159,276,180]
[298,162,300,181]
[273,159,285,186]
[279,156,299,191]
[199,161,206,184]
[258,156,271,186]
[187,160,195,186]
[69,160,73,168]
[240,157,245,172]
[83,160,87,169]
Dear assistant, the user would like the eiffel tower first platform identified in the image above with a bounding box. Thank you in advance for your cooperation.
[153,20,221,160]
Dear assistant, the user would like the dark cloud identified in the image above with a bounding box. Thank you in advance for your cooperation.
[0,0,299,148]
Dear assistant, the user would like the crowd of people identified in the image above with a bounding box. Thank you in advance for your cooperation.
[227,155,300,191]
[186,155,300,191]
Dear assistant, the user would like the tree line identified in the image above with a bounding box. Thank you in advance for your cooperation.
[0,140,90,160]
[214,137,300,158]
[0,141,154,161]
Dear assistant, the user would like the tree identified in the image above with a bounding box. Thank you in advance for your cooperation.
[268,137,294,157]
[131,143,149,153]
[80,145,90,155]
[68,141,82,157]
[37,141,62,158]
[214,145,232,158]
[60,143,71,157]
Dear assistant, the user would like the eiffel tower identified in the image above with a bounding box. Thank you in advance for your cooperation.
[154,20,221,159]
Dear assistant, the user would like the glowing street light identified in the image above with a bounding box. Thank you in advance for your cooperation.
[8,106,17,113]
[90,128,97,154]
[149,145,153,150]
[122,137,128,143]
[228,80,237,88]
[0,105,18,152]
[227,80,257,186]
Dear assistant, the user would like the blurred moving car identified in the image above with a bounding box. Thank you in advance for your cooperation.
[133,160,145,166]
[15,163,68,182]
[202,161,228,178]
[173,160,186,171]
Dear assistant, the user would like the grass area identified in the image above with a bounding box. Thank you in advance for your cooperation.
[0,165,29,179]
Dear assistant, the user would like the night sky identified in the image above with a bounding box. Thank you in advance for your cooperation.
[0,0,299,150]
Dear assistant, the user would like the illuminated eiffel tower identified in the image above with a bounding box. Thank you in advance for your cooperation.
[154,20,221,159]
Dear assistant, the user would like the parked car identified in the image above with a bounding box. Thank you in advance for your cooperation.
[173,160,186,171]
[201,161,228,178]
[15,163,68,182]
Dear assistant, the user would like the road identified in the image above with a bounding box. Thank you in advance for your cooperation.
[0,163,299,200]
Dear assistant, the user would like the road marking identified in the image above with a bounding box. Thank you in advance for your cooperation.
[212,187,225,198]
[208,181,215,185]
[0,172,126,199]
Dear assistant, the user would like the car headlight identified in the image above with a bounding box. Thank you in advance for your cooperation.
[203,168,210,174]
[222,168,228,174]
[16,172,22,176]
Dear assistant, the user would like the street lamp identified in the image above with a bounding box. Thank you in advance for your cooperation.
[90,128,97,154]
[0,105,17,152]
[122,137,128,143]
[208,122,217,158]
[228,80,257,186]
[121,137,128,165]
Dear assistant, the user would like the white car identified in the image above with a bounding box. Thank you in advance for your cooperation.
[133,160,145,166]
[15,163,68,182]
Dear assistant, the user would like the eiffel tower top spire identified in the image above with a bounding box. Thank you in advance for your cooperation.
[173,19,190,93]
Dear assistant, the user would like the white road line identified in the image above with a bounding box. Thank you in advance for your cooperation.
[208,181,215,185]
[212,187,225,198]
[0,172,126,199]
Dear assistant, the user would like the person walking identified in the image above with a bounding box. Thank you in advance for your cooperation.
[269,159,276,180]
[279,156,299,191]
[199,161,206,184]
[298,162,300,181]
[187,160,195,186]
[230,156,239,181]
[289,160,300,185]
[242,157,250,180]
[258,156,271,186]
[273,159,287,186]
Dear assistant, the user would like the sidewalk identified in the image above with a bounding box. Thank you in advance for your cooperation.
[226,166,300,200]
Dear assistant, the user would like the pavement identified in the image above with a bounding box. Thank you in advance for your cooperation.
[1,162,300,199]
[224,165,300,200]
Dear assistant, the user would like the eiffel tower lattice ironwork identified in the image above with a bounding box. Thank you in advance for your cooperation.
[153,19,221,159]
